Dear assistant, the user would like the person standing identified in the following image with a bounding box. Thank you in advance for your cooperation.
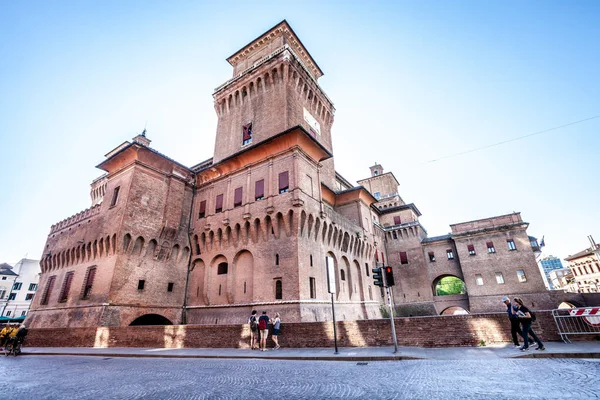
[248,310,259,350]
[271,312,281,350]
[258,311,270,351]
[502,296,533,347]
[513,297,545,351]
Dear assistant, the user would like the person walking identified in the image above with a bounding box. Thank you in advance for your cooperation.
[248,310,259,350]
[258,311,270,351]
[271,312,281,350]
[502,296,533,347]
[513,297,545,351]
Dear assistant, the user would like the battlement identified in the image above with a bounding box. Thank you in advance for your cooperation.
[49,204,102,234]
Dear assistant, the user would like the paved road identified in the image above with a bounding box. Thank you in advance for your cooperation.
[1,356,599,399]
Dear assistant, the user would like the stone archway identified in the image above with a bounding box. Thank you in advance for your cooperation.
[129,314,173,326]
[440,306,469,315]
[432,274,466,296]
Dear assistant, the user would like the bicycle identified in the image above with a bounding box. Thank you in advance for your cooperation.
[4,338,23,356]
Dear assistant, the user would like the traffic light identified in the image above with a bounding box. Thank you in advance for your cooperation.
[384,266,395,287]
[372,267,385,287]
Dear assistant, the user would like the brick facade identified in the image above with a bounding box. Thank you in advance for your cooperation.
[25,20,591,331]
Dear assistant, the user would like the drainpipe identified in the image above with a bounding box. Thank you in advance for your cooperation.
[181,178,196,325]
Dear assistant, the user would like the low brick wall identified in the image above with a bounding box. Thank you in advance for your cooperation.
[26,311,586,348]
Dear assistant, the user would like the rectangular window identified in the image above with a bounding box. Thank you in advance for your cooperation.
[6,311,11,316]
[447,249,454,260]
[58,272,74,303]
[279,171,289,193]
[517,269,527,282]
[21,311,26,316]
[487,242,495,253]
[8,293,16,300]
[234,187,243,207]
[468,244,476,256]
[12,282,22,291]
[392,231,398,240]
[215,194,223,213]
[25,293,35,301]
[374,192,381,200]
[0,289,5,299]
[242,122,253,145]
[428,252,436,262]
[309,277,316,299]
[138,280,145,290]
[400,251,408,265]
[393,216,401,225]
[110,186,120,207]
[255,179,265,200]
[82,267,96,299]
[475,274,484,286]
[168,282,174,292]
[495,272,505,284]
[198,200,207,218]
[507,239,517,251]
[28,283,38,291]
[41,276,56,305]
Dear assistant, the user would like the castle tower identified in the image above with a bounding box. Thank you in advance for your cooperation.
[211,20,336,186]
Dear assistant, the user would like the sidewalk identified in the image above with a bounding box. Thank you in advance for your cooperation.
[20,342,600,361]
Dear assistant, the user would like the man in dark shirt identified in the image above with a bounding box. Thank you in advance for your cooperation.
[514,297,545,351]
[502,296,533,347]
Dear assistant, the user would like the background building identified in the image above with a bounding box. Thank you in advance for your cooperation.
[564,235,600,293]
[0,263,18,316]
[539,256,565,289]
[1,259,40,321]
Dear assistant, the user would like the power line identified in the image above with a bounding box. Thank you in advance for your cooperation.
[423,115,599,164]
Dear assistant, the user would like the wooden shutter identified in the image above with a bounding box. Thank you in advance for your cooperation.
[198,200,206,217]
[242,123,252,141]
[393,216,401,225]
[279,171,289,192]
[215,194,223,211]
[59,272,74,302]
[83,267,96,298]
[486,242,494,249]
[41,276,56,305]
[234,187,243,207]
[400,252,408,264]
[467,244,475,252]
[255,180,264,199]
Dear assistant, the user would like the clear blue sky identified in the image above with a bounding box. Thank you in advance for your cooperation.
[1,0,598,265]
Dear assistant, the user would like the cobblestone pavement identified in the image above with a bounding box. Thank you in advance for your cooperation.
[1,356,599,399]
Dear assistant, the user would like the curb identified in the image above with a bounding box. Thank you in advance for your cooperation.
[20,352,423,361]
[512,352,600,359]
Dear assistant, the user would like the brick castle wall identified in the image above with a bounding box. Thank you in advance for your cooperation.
[26,311,595,349]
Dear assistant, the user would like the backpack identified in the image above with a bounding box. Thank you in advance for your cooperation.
[530,311,536,322]
[258,317,267,330]
[249,316,258,331]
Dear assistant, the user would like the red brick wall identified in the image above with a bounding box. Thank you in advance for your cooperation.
[27,311,588,349]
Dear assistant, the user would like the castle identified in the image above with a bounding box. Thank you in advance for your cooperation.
[26,21,555,329]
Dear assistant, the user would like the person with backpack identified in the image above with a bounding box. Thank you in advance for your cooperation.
[513,297,545,351]
[248,310,259,350]
[258,311,270,351]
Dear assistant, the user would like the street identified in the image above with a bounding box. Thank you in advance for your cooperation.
[1,356,599,399]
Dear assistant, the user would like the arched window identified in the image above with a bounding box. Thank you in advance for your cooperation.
[275,254,279,266]
[340,270,346,281]
[217,262,228,275]
[275,280,282,299]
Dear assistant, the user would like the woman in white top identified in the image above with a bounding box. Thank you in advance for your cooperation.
[271,312,281,350]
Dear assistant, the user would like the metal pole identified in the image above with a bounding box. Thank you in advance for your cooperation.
[331,292,339,354]
[387,286,398,353]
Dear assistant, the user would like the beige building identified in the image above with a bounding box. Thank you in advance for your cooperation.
[564,235,600,293]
